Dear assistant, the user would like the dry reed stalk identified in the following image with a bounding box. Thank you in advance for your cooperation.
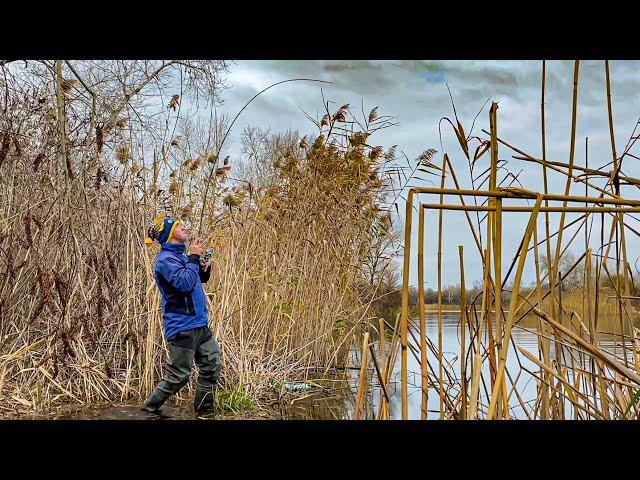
[417,203,428,419]
[378,314,401,420]
[605,61,639,381]
[400,190,414,420]
[549,61,580,417]
[377,318,387,419]
[585,248,601,408]
[552,270,574,420]
[458,245,468,419]
[468,249,490,419]
[367,343,389,408]
[488,101,507,418]
[532,307,640,385]
[436,154,447,419]
[533,223,551,419]
[504,368,532,420]
[378,317,385,377]
[487,196,542,419]
[540,61,553,329]
[487,136,617,200]
[353,331,370,420]
[518,347,605,419]
[484,225,497,393]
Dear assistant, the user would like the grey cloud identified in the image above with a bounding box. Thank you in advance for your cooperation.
[323,61,382,73]
[238,60,399,95]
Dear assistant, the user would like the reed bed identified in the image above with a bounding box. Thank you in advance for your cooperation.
[0,60,408,416]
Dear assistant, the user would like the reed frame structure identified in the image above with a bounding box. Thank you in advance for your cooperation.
[397,67,640,418]
[400,187,640,420]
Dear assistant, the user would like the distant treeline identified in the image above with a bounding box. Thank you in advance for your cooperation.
[368,252,637,323]
[407,275,636,307]
[407,282,504,306]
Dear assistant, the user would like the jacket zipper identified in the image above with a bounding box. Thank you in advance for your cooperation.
[185,295,192,314]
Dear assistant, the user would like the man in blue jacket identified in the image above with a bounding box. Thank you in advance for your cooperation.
[142,214,221,415]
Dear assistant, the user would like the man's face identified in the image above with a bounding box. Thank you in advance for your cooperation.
[170,223,190,244]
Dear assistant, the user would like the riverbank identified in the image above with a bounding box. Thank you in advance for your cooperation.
[10,401,277,420]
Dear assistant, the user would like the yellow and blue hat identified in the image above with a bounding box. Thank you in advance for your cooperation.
[144,214,182,246]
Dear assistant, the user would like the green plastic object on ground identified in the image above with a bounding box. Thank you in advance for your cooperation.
[283,382,313,392]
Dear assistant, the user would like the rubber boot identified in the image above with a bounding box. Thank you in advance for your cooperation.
[142,346,194,414]
[194,384,217,415]
[194,336,221,416]
[141,389,171,413]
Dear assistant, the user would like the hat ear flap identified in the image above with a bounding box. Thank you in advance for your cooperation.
[166,219,181,243]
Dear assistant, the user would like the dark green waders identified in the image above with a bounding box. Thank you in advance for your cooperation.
[142,327,221,415]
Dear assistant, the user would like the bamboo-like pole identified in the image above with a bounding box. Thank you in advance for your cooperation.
[378,317,386,419]
[400,190,414,420]
[353,331,370,420]
[417,203,428,420]
[367,343,390,412]
[496,196,509,419]
[378,313,401,420]
[458,245,468,419]
[541,61,553,334]
[551,59,580,324]
[584,136,589,337]
[558,269,567,420]
[614,219,628,367]
[487,195,543,419]
[605,60,618,181]
[585,248,596,345]
[533,222,551,419]
[605,60,637,374]
[437,155,447,419]
[486,121,498,401]
[405,186,640,207]
[586,247,598,404]
[421,205,640,213]
[489,101,507,418]
[485,235,497,390]
[548,61,580,419]
[482,195,497,398]
[469,248,490,419]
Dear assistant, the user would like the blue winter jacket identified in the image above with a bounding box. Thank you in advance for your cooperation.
[154,242,211,339]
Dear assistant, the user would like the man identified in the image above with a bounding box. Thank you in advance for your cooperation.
[142,214,221,415]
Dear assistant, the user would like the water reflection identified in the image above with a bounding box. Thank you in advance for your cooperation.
[292,312,639,420]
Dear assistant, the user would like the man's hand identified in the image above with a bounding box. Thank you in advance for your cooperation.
[200,259,212,271]
[188,237,204,257]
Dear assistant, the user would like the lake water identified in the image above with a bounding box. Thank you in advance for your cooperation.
[288,312,637,420]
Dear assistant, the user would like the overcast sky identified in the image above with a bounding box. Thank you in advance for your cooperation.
[213,60,640,287]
